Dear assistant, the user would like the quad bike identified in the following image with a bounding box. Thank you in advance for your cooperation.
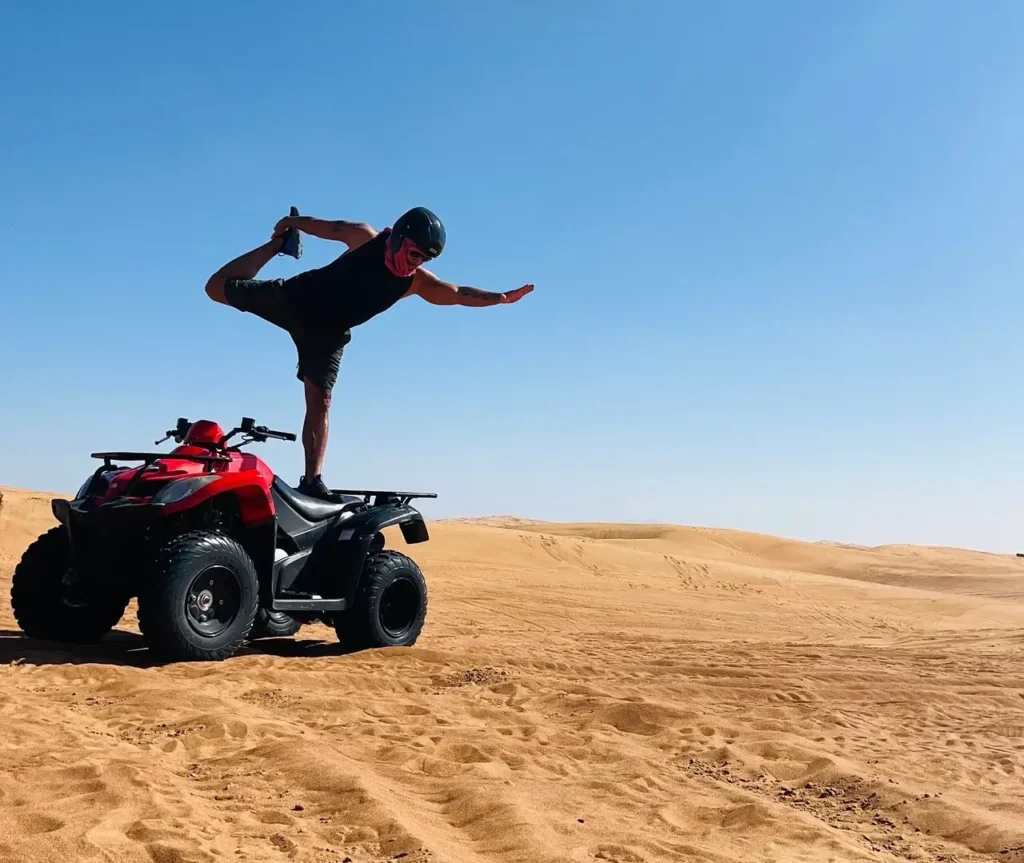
[10,416,435,662]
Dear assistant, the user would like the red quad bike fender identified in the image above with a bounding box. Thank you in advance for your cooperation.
[159,470,275,528]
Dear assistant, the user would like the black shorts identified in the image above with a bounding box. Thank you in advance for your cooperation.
[224,277,351,393]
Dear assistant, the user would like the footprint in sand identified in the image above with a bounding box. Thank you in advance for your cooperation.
[11,812,64,836]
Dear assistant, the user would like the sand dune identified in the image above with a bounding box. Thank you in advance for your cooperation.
[2,485,1024,862]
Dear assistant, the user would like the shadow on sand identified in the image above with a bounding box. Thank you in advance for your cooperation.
[0,627,351,668]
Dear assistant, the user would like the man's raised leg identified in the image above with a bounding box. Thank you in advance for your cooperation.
[205,236,283,304]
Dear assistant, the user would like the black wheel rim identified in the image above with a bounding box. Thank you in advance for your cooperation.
[60,568,91,609]
[379,575,421,639]
[185,566,242,638]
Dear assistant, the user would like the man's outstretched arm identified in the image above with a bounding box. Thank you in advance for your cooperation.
[409,267,534,306]
[273,215,377,249]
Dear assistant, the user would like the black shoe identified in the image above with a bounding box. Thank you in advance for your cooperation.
[297,474,339,502]
[279,205,302,259]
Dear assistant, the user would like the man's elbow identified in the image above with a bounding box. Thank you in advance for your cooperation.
[427,289,461,306]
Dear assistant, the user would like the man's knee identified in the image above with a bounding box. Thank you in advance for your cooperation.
[206,275,227,304]
[303,378,332,412]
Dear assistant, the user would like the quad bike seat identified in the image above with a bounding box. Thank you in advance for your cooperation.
[271,476,363,521]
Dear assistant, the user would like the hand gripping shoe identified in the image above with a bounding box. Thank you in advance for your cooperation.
[279,205,302,259]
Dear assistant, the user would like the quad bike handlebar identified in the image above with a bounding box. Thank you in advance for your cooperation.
[237,417,297,443]
[154,417,296,448]
[155,417,193,445]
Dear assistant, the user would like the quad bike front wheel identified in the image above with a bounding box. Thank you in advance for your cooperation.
[335,550,427,652]
[11,527,129,643]
[138,530,259,662]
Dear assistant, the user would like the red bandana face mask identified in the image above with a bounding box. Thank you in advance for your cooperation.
[384,230,431,277]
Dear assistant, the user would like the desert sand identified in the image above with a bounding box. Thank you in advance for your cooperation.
[1,485,1023,863]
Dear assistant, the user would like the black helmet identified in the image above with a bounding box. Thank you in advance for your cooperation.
[390,207,445,258]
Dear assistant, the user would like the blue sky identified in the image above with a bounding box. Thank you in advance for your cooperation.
[2,1,1022,552]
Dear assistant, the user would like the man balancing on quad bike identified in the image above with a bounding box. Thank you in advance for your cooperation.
[205,206,533,501]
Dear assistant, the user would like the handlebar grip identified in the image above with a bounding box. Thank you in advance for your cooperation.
[240,422,296,443]
[256,425,296,442]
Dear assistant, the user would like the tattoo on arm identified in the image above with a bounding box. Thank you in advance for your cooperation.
[455,286,504,305]
[323,219,375,248]
[329,219,361,235]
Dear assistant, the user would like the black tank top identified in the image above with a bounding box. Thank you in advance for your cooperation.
[285,229,414,334]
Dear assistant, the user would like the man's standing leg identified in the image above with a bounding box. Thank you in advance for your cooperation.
[295,332,347,500]
[302,378,331,482]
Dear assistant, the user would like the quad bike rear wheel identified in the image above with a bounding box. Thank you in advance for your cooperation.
[335,550,427,652]
[138,530,258,662]
[250,609,302,639]
[11,527,129,643]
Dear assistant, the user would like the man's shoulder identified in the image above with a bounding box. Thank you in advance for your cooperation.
[346,227,385,255]
[323,230,381,265]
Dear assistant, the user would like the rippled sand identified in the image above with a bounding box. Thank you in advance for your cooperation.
[2,486,1023,863]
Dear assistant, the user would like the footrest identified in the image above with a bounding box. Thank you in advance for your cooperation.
[271,597,347,612]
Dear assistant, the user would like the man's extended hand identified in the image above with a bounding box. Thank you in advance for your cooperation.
[502,284,534,303]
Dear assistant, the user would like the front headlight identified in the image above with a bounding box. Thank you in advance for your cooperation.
[151,475,221,505]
